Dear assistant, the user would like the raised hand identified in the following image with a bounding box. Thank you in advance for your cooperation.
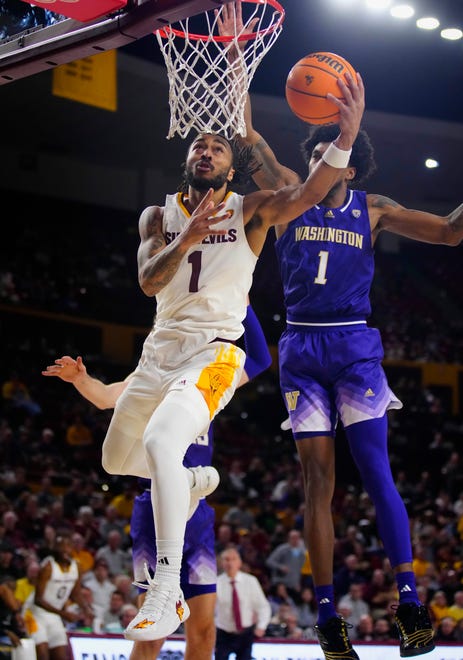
[182,188,232,248]
[42,355,87,383]
[328,71,365,150]
[215,0,259,40]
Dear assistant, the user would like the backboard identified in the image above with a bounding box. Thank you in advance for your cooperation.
[0,0,229,85]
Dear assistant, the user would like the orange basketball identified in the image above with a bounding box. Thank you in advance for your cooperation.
[285,51,357,125]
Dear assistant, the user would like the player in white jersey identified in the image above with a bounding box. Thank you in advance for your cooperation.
[27,533,92,660]
[100,73,365,642]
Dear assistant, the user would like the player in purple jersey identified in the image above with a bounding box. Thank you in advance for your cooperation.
[239,91,463,659]
[42,303,272,660]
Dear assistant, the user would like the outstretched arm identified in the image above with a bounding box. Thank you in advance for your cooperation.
[242,93,300,189]
[370,196,463,246]
[216,1,298,189]
[42,356,128,409]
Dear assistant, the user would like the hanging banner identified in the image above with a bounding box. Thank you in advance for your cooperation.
[52,50,117,112]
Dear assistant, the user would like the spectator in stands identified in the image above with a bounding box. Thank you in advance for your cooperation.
[333,554,367,598]
[112,575,138,606]
[2,511,26,550]
[70,532,94,577]
[3,467,31,506]
[82,558,116,614]
[225,459,247,497]
[429,589,450,625]
[62,477,88,520]
[65,414,93,450]
[337,583,370,632]
[109,482,136,521]
[354,613,374,641]
[214,523,237,556]
[266,529,306,595]
[35,475,56,510]
[267,603,297,637]
[267,582,297,618]
[0,578,26,653]
[65,585,104,634]
[101,590,126,632]
[448,590,463,623]
[104,603,138,634]
[434,615,457,642]
[222,497,255,532]
[411,542,436,580]
[282,610,304,640]
[242,456,268,499]
[363,567,398,620]
[0,542,22,582]
[372,616,394,642]
[94,530,131,577]
[73,506,102,552]
[98,504,129,545]
[294,585,317,633]
[43,500,73,537]
[1,372,41,418]
[254,501,280,537]
[14,559,39,609]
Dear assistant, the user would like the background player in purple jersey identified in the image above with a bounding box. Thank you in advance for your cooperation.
[239,94,463,659]
[42,303,272,660]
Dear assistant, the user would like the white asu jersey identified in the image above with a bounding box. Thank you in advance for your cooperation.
[28,557,79,649]
[36,556,79,610]
[153,191,257,351]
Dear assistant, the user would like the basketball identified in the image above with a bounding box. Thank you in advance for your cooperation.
[285,51,357,125]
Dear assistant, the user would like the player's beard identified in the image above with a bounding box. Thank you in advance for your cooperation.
[185,169,229,192]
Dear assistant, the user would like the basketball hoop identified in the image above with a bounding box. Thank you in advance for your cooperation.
[154,0,285,139]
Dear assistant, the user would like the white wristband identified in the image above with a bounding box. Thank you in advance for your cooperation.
[322,142,352,169]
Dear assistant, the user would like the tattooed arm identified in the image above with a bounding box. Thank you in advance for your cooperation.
[241,93,300,190]
[368,194,463,246]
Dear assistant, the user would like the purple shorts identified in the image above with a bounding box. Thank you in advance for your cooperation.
[131,490,217,600]
[279,324,402,439]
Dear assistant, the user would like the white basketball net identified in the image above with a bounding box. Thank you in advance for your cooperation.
[155,0,284,139]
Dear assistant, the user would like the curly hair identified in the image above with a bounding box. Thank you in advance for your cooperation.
[300,125,377,186]
[178,134,260,194]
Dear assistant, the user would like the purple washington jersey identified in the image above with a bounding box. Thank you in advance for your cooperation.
[276,190,402,437]
[275,189,374,324]
[132,428,216,599]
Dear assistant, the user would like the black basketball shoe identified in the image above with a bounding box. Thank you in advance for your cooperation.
[314,616,360,660]
[393,603,435,657]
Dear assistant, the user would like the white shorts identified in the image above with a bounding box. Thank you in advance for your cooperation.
[28,607,68,649]
[102,334,245,478]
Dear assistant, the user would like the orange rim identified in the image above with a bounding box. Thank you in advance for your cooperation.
[156,0,285,41]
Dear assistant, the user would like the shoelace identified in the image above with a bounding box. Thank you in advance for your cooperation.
[139,582,173,619]
[132,561,152,591]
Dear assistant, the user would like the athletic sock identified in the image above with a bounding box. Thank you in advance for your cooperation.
[396,571,420,605]
[315,584,337,624]
[155,539,182,586]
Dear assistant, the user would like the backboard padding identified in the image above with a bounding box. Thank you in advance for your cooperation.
[0,0,227,85]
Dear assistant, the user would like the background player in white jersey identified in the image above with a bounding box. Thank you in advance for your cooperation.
[97,72,364,641]
[27,533,92,660]
[42,302,272,660]
[238,82,463,660]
